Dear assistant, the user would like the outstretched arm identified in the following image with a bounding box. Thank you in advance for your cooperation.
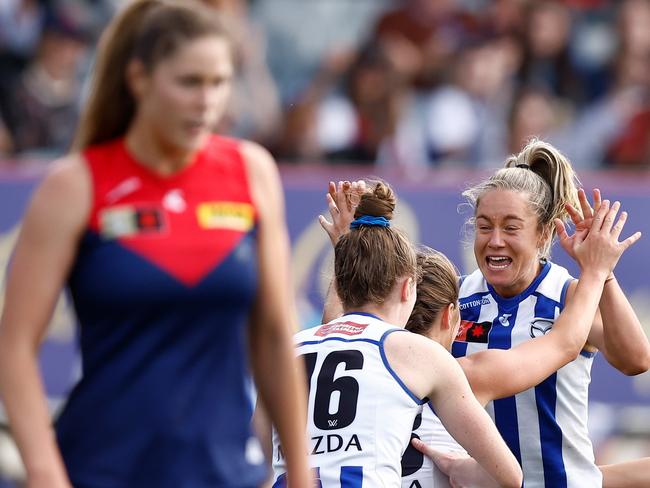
[459,200,641,405]
[386,332,522,488]
[600,457,650,488]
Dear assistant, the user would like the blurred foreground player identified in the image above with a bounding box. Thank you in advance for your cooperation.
[0,1,310,487]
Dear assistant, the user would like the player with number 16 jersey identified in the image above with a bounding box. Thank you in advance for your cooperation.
[273,313,425,487]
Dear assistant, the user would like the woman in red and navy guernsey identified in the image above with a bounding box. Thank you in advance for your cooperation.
[0,1,310,487]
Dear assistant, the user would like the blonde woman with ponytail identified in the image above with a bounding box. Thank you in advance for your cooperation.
[452,138,649,488]
[0,1,310,486]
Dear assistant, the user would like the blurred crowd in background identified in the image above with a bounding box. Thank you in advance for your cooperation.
[1,0,650,169]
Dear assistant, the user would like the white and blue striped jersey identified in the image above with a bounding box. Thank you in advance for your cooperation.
[401,403,464,488]
[451,261,601,488]
[272,313,427,488]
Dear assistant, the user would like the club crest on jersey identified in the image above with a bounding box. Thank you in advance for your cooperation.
[530,318,554,338]
[315,321,368,337]
[196,202,254,231]
[99,205,165,239]
[456,320,492,343]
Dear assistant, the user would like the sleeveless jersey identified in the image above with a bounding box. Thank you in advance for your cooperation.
[272,313,428,488]
[401,403,463,488]
[451,261,602,488]
[57,136,266,487]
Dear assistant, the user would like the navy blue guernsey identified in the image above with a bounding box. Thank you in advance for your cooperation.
[57,137,266,487]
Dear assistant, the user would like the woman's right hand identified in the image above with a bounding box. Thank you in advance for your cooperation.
[556,200,642,280]
[318,180,366,246]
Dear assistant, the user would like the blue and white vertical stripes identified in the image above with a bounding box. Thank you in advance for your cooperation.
[452,262,602,488]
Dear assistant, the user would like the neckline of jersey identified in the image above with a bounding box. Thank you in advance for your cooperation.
[343,311,383,321]
[485,260,552,308]
[120,137,207,184]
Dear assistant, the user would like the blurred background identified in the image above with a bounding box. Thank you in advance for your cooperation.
[1,0,650,485]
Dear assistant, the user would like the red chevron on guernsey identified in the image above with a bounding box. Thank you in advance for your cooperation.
[84,136,257,287]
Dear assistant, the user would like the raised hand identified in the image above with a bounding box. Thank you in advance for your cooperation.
[556,200,642,280]
[560,188,601,261]
[318,180,366,246]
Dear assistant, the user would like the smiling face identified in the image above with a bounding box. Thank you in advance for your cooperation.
[474,189,546,297]
[131,35,233,154]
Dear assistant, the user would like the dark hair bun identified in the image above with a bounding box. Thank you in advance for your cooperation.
[355,180,396,220]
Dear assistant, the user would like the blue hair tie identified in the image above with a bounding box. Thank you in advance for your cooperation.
[350,215,390,229]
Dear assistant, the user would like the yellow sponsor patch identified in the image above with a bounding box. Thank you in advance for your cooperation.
[196,202,255,231]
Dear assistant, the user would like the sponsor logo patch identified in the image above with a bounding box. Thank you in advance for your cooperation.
[99,205,165,239]
[315,321,368,337]
[459,296,490,310]
[456,320,492,343]
[530,318,554,338]
[196,202,254,231]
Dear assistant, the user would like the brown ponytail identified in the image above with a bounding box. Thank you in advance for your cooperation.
[72,0,231,151]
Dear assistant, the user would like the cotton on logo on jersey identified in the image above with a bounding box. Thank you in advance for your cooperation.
[459,296,490,310]
[315,321,368,337]
[456,320,492,343]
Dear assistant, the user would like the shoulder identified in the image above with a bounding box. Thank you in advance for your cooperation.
[459,268,488,297]
[537,261,574,304]
[237,139,282,213]
[35,154,91,207]
[385,330,450,365]
[238,139,279,183]
[24,153,91,234]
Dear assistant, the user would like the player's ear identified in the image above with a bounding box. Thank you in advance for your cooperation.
[400,276,415,303]
[440,303,454,331]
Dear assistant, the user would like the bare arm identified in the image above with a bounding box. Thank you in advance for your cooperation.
[460,201,640,405]
[242,142,311,487]
[586,279,650,375]
[460,274,603,406]
[0,157,90,488]
[319,180,366,324]
[600,457,650,488]
[386,332,522,488]
[563,190,650,375]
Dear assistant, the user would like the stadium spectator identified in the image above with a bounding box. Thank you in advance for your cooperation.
[1,10,89,157]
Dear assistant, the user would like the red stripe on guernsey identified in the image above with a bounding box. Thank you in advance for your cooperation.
[84,136,257,286]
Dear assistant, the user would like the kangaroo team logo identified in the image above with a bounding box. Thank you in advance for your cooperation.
[530,318,554,338]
